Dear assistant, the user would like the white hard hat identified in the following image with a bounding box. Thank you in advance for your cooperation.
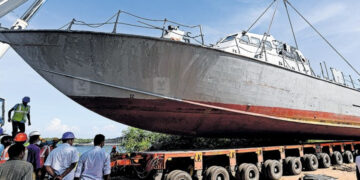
[29,131,41,137]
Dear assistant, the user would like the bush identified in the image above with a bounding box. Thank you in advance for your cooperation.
[119,127,249,152]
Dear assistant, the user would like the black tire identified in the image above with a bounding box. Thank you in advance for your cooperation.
[304,154,318,171]
[208,166,230,180]
[206,166,219,179]
[301,154,309,164]
[265,160,283,180]
[283,157,292,174]
[353,150,358,158]
[262,160,271,178]
[332,151,343,165]
[284,157,292,166]
[166,170,183,180]
[171,170,192,180]
[236,163,249,179]
[241,163,259,180]
[287,157,302,175]
[319,153,331,168]
[238,163,249,172]
[354,150,359,157]
[344,151,354,163]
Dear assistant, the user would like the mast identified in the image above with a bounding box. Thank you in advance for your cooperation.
[0,0,46,59]
[20,0,46,22]
[0,0,28,19]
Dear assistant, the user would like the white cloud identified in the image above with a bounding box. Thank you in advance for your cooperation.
[45,118,79,134]
[92,124,117,135]
[294,2,346,33]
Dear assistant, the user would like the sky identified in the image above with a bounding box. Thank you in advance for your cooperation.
[1,0,360,138]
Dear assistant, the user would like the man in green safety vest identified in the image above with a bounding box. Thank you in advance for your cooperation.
[8,96,31,137]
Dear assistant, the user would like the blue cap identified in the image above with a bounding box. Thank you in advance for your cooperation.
[0,127,3,135]
[22,96,30,103]
[62,132,75,140]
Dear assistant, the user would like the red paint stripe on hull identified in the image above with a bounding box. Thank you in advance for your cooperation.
[70,96,360,139]
[202,102,360,126]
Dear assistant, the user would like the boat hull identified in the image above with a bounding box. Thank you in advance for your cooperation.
[1,30,360,139]
[70,96,360,139]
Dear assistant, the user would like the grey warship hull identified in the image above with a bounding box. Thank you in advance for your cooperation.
[1,30,360,139]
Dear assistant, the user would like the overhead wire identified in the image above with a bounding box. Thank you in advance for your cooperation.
[267,0,279,35]
[283,0,298,49]
[244,0,277,34]
[255,0,278,59]
[286,0,360,77]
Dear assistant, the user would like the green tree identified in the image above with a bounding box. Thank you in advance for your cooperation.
[119,127,307,152]
[120,127,167,152]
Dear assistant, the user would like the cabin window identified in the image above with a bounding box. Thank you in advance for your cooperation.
[250,37,260,47]
[222,34,237,43]
[239,35,249,44]
[264,41,272,50]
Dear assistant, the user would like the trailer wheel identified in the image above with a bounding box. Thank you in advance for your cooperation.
[240,163,259,180]
[205,166,219,178]
[208,166,230,180]
[319,153,331,168]
[265,160,282,180]
[171,170,192,180]
[332,151,343,165]
[284,157,292,166]
[166,170,183,180]
[134,166,152,179]
[344,151,354,163]
[287,157,302,175]
[354,149,359,157]
[304,154,318,171]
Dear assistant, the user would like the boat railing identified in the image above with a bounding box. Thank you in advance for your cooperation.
[317,61,360,90]
[59,10,205,46]
[340,72,360,90]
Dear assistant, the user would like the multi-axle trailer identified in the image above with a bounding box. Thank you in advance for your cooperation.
[110,141,360,180]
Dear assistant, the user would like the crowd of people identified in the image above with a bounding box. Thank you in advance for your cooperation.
[0,97,114,180]
[0,129,112,180]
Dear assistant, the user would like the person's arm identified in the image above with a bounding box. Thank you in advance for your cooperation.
[44,152,58,178]
[7,107,14,122]
[74,155,84,179]
[27,111,31,126]
[45,165,57,178]
[103,154,111,180]
[58,163,76,179]
[35,148,41,171]
[60,149,79,179]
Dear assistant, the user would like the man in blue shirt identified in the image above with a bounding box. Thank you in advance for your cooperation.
[45,132,79,180]
[75,134,110,180]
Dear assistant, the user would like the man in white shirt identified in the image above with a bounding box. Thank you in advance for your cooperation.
[75,134,111,180]
[45,132,79,180]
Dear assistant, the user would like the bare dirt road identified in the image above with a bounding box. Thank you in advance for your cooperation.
[281,163,356,180]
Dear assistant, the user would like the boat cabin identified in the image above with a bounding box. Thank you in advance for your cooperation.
[213,32,312,75]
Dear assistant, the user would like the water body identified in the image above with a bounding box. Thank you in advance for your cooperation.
[75,145,119,154]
